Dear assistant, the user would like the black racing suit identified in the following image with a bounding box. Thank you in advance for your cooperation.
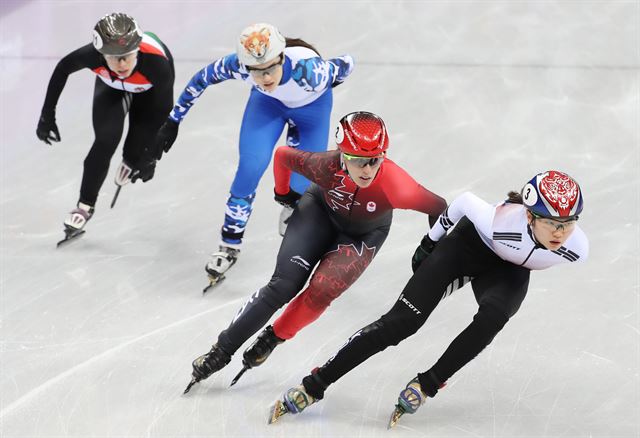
[39,33,174,205]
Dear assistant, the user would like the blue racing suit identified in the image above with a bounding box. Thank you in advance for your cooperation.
[169,46,354,244]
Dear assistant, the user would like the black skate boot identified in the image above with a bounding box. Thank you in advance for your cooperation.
[183,344,231,394]
[230,325,284,386]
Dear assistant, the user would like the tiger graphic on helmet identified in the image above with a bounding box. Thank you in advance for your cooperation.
[241,27,271,59]
[236,23,286,66]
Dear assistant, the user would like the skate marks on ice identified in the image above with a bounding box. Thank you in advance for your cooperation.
[0,298,243,421]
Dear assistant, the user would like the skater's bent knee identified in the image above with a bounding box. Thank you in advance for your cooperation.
[473,304,509,340]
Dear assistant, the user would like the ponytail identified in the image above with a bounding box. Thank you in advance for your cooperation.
[285,37,321,57]
[506,190,523,204]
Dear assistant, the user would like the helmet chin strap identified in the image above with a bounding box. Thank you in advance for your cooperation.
[527,218,549,250]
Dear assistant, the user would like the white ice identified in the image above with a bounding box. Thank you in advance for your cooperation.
[1,1,638,437]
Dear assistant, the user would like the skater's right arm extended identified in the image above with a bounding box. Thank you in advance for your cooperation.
[155,54,244,155]
[167,54,244,124]
[273,146,340,196]
[38,45,97,145]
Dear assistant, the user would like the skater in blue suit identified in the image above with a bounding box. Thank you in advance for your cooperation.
[151,23,354,284]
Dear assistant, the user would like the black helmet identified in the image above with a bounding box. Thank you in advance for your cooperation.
[92,13,142,56]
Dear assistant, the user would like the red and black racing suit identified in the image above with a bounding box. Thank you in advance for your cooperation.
[39,33,174,206]
[215,147,447,355]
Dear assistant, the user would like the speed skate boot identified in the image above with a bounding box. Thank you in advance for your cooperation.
[230,325,285,386]
[183,344,231,394]
[268,384,318,424]
[114,160,133,186]
[64,201,94,231]
[203,244,241,292]
[110,160,133,208]
[388,374,446,428]
[58,202,94,247]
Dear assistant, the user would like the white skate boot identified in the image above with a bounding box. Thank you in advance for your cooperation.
[58,202,94,247]
[203,244,241,293]
[110,160,133,208]
[278,206,294,236]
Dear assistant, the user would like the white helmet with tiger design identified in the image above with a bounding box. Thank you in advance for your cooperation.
[236,23,286,66]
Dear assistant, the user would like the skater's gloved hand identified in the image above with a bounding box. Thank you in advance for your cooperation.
[411,234,437,273]
[274,189,301,208]
[154,119,179,157]
[131,158,157,183]
[36,110,61,145]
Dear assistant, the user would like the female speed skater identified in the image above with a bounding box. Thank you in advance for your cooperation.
[270,170,588,427]
[150,23,354,286]
[182,111,448,394]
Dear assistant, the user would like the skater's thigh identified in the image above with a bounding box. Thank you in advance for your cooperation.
[273,192,336,283]
[231,91,285,196]
[122,90,169,162]
[91,78,126,144]
[472,263,530,319]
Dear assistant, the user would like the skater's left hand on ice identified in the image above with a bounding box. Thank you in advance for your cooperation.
[274,189,301,208]
[131,159,157,183]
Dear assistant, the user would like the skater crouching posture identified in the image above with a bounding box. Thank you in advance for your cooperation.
[271,170,589,426]
[183,111,447,393]
[151,23,354,283]
[36,13,174,241]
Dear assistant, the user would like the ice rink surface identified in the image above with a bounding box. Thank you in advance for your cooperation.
[1,1,638,437]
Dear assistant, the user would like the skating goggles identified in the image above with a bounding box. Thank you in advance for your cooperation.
[246,54,284,77]
[531,212,578,232]
[342,152,385,168]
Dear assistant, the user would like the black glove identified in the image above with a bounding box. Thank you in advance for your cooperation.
[154,119,179,158]
[411,234,437,273]
[274,189,302,208]
[36,110,61,145]
[130,158,157,183]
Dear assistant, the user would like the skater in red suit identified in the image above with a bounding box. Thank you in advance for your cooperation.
[183,111,447,393]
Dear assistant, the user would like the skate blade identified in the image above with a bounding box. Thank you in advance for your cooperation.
[110,185,122,209]
[387,405,406,429]
[183,377,199,394]
[229,365,249,387]
[56,229,86,248]
[202,273,226,293]
[268,399,289,424]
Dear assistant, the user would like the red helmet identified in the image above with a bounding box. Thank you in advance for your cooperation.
[522,170,583,218]
[335,112,389,157]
